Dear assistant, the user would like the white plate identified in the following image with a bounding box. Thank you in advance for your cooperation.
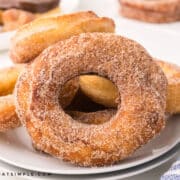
[0,144,179,180]
[0,117,179,175]
[0,0,80,51]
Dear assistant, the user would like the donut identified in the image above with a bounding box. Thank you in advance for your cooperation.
[17,0,60,13]
[80,60,180,114]
[0,65,24,96]
[0,95,20,132]
[2,9,36,32]
[156,60,180,114]
[10,11,115,63]
[119,0,180,23]
[80,75,118,108]
[2,7,61,32]
[15,33,167,166]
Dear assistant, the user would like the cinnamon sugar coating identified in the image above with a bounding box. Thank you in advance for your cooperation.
[0,95,20,132]
[15,33,167,167]
[68,109,116,125]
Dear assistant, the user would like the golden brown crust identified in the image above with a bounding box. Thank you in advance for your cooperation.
[156,60,180,114]
[0,95,20,132]
[80,60,180,114]
[80,75,118,108]
[15,33,167,166]
[120,0,180,23]
[10,11,115,63]
[0,65,24,96]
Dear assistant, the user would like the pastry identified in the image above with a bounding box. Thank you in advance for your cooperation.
[15,33,167,166]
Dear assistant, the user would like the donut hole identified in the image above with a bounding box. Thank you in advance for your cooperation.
[66,88,108,112]
[63,75,118,125]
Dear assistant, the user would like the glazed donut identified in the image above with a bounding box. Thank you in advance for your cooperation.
[10,11,115,63]
[0,65,24,96]
[15,33,167,166]
[79,60,180,114]
[119,0,180,23]
[0,95,20,132]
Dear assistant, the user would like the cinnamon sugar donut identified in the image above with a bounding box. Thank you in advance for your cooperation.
[120,0,180,23]
[15,33,167,166]
[10,11,115,63]
[79,60,180,114]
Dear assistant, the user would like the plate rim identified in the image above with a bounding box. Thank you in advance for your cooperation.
[0,144,179,180]
[0,118,179,175]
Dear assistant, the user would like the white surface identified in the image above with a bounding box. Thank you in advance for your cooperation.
[0,0,179,179]
[0,145,179,180]
[0,31,15,51]
[0,118,179,175]
[77,0,180,35]
[116,20,180,65]
[0,0,80,51]
[61,0,80,14]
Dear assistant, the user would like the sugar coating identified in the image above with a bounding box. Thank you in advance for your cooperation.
[15,33,167,167]
[0,95,20,132]
[68,109,116,125]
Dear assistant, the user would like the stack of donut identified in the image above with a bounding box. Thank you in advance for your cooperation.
[0,11,179,167]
